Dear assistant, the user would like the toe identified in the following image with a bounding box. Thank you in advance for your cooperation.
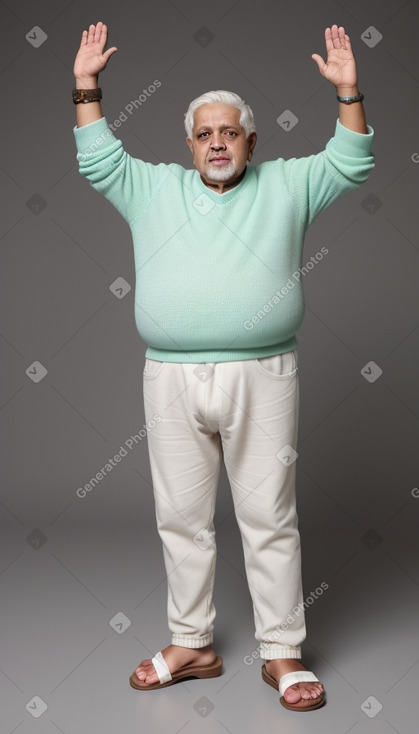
[284,684,304,703]
[301,684,315,699]
[146,665,160,684]
[301,684,323,700]
[135,660,151,677]
[135,660,152,681]
[284,683,323,704]
[135,660,160,685]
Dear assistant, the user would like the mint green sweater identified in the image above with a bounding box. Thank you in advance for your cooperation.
[73,116,374,362]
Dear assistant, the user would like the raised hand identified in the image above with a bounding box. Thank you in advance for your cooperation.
[311,25,358,91]
[73,21,117,84]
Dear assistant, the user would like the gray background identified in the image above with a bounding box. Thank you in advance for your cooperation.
[1,0,418,732]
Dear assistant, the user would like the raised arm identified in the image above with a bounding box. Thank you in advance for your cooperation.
[72,23,170,226]
[73,21,118,127]
[311,24,367,134]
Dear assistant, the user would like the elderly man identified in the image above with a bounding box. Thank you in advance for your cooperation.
[73,21,374,711]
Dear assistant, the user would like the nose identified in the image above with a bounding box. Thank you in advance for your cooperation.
[210,135,226,150]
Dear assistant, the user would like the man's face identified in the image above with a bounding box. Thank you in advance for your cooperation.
[186,103,257,193]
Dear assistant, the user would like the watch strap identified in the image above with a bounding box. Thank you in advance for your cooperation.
[72,88,102,104]
[336,92,364,104]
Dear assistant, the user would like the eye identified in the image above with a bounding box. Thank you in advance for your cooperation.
[225,131,237,136]
[198,132,209,138]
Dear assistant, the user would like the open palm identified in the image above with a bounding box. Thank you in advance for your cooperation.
[73,21,117,81]
[312,25,358,89]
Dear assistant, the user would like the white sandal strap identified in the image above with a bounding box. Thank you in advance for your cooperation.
[151,651,172,684]
[279,670,319,698]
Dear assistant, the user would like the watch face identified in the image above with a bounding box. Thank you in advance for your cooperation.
[73,90,86,103]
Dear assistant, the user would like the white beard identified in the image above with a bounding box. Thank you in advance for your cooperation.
[204,159,238,182]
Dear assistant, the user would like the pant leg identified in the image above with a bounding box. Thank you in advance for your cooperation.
[218,349,306,660]
[142,358,222,648]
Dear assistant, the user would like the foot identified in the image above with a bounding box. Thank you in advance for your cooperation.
[134,644,216,686]
[265,658,324,708]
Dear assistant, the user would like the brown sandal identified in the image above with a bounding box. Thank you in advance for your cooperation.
[261,663,326,711]
[130,650,223,690]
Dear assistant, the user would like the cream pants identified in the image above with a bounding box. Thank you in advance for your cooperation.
[142,349,305,660]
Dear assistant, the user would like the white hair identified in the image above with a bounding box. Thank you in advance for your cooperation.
[184,90,256,139]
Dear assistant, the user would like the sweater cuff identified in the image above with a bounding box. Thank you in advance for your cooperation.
[331,118,374,158]
[73,116,120,156]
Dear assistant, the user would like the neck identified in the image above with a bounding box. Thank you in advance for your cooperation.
[201,166,247,194]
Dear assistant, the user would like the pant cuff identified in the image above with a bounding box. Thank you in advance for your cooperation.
[259,645,301,660]
[172,633,213,648]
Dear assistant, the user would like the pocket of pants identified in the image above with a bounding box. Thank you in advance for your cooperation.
[143,358,166,380]
[254,349,298,380]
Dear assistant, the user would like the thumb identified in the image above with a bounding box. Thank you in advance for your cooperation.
[311,53,326,73]
[103,46,118,62]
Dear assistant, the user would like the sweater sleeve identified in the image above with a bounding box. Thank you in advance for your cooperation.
[73,116,170,226]
[280,118,375,229]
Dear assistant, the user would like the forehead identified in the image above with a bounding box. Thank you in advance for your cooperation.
[193,103,242,130]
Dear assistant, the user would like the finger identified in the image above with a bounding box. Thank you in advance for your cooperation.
[311,53,325,72]
[100,23,108,48]
[338,25,346,48]
[94,21,103,44]
[103,46,118,62]
[325,26,334,52]
[80,29,87,47]
[331,23,341,48]
[87,24,95,44]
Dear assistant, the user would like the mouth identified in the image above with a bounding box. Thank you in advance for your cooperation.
[209,157,230,165]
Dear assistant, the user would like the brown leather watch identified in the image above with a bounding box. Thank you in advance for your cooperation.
[72,88,102,104]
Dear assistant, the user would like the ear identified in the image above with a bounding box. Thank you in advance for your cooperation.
[186,137,194,156]
[246,132,257,162]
